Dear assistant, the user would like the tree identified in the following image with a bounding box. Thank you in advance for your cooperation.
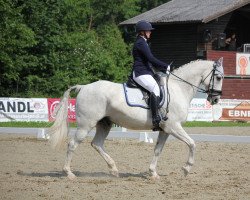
[0,0,169,97]
[0,0,37,96]
[138,0,171,13]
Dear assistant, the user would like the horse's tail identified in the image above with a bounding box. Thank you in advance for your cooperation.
[0,111,15,121]
[48,85,82,150]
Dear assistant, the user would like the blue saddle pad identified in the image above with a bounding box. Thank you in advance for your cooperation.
[123,83,149,109]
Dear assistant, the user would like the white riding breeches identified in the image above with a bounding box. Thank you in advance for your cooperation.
[133,72,160,97]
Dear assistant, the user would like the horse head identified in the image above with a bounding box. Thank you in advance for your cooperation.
[203,57,224,105]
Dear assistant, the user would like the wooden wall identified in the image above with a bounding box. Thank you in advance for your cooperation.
[207,50,250,99]
[150,13,233,67]
[151,24,197,67]
[222,79,250,99]
[197,13,232,51]
[207,50,236,75]
[147,6,250,100]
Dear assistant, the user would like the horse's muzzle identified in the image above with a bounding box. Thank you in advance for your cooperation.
[207,95,220,105]
[207,89,222,105]
[212,97,219,105]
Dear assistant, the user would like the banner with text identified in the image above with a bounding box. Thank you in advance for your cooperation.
[187,98,213,121]
[47,98,76,122]
[213,99,250,121]
[0,98,48,122]
[1,98,250,122]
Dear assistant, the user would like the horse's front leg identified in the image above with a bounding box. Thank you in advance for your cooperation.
[149,131,169,180]
[168,122,196,176]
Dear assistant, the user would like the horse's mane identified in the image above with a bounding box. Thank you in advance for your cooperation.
[171,59,212,73]
[172,60,200,72]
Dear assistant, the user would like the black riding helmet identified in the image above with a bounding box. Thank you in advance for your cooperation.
[135,20,154,33]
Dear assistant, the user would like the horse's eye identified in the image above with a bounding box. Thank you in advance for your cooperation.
[216,76,222,81]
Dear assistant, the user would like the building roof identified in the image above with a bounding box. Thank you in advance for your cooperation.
[120,0,250,25]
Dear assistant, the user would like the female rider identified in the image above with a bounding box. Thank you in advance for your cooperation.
[132,20,169,129]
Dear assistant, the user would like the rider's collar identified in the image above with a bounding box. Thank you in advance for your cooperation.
[139,35,147,42]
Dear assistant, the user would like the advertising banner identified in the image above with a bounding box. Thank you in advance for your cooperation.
[236,53,250,75]
[47,98,76,122]
[0,98,48,122]
[1,97,249,123]
[187,98,213,121]
[213,99,250,121]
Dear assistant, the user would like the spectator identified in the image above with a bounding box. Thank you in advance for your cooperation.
[225,33,236,51]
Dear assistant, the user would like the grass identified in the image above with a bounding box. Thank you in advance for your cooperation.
[0,121,249,128]
[183,121,250,127]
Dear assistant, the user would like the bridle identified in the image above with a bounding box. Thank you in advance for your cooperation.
[169,61,223,97]
[204,62,223,98]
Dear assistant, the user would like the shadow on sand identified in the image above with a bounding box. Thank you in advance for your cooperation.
[17,170,149,179]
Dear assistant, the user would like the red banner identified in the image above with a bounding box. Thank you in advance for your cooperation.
[47,98,76,122]
[219,101,250,121]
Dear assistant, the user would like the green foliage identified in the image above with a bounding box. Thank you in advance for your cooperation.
[138,0,170,12]
[0,0,37,96]
[0,0,168,97]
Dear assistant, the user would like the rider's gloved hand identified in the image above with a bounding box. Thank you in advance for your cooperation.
[166,65,170,75]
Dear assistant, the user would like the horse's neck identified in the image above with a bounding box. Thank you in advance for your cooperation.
[171,61,212,102]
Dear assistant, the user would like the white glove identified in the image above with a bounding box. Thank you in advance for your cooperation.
[166,65,170,75]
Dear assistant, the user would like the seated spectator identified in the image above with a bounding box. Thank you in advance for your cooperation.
[225,33,236,51]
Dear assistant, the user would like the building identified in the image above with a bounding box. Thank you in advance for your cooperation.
[120,0,250,99]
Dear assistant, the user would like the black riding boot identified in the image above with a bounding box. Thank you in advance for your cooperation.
[150,93,161,130]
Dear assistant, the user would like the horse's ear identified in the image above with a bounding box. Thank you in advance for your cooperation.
[215,57,224,76]
[217,57,223,66]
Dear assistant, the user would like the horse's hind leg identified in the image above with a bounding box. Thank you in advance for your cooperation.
[91,118,119,177]
[63,127,89,180]
[149,131,169,180]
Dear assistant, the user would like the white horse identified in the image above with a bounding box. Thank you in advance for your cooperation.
[48,58,224,180]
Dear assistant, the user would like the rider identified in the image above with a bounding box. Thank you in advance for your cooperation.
[131,20,169,129]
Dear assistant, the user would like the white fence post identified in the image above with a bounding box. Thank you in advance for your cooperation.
[139,132,153,143]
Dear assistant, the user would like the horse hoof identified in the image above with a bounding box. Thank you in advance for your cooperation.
[150,172,160,181]
[110,170,119,177]
[150,174,160,181]
[182,166,189,177]
[67,173,76,180]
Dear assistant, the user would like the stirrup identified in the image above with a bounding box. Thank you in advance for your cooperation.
[152,114,167,131]
[152,124,162,131]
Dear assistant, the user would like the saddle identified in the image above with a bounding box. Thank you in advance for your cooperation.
[123,73,167,110]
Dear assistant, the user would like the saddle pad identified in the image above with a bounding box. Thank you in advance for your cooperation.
[123,83,149,109]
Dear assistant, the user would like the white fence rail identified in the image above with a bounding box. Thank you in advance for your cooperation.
[0,127,250,143]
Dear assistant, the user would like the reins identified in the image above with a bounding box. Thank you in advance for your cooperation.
[168,61,222,95]
[169,71,208,94]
